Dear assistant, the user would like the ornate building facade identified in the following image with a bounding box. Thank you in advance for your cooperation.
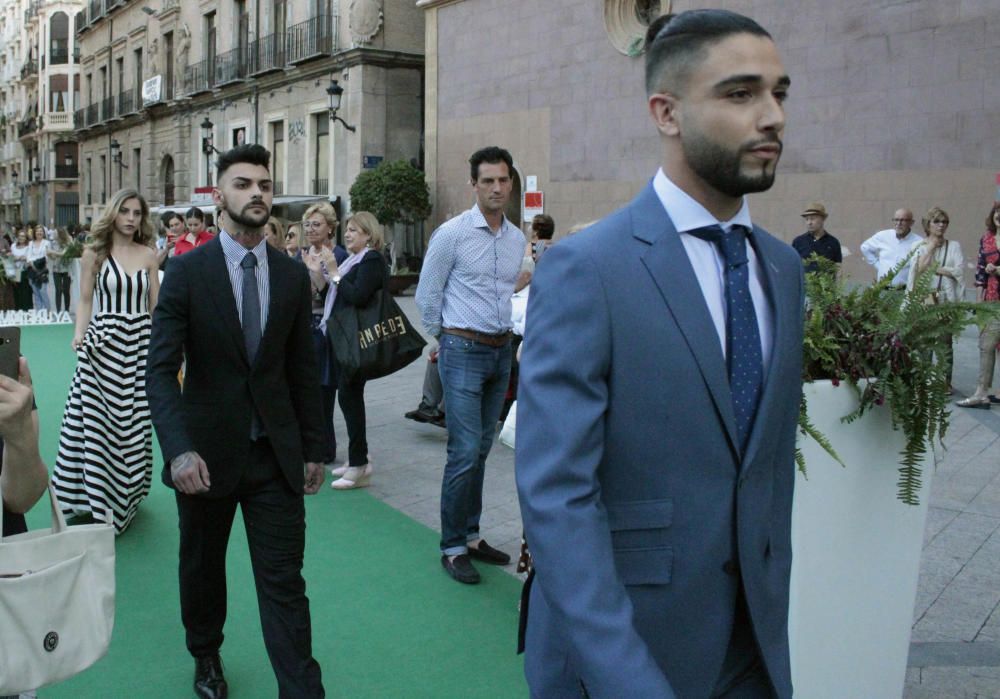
[74,0,423,225]
[0,0,83,229]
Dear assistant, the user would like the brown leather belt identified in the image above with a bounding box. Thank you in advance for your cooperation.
[443,328,512,347]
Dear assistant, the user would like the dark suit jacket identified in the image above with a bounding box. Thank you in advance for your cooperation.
[147,236,325,496]
[332,249,386,312]
[516,183,804,699]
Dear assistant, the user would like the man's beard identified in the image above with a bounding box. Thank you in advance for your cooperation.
[682,125,780,198]
[224,198,271,228]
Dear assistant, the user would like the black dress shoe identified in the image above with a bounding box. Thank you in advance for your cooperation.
[405,404,441,423]
[441,554,480,584]
[430,412,447,429]
[194,654,228,699]
[468,539,512,565]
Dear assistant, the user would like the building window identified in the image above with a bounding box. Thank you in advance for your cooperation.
[270,120,284,195]
[99,155,106,203]
[164,32,174,100]
[49,74,68,112]
[134,48,143,96]
[85,157,92,205]
[312,113,328,194]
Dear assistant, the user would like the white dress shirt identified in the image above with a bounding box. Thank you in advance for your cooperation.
[652,168,773,373]
[860,229,924,286]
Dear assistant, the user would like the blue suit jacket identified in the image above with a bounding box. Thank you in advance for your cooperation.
[516,183,804,699]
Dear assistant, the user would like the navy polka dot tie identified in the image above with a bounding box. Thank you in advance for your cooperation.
[687,224,763,453]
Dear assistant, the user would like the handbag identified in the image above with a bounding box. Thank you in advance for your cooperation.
[26,257,48,285]
[0,485,116,695]
[499,400,517,449]
[327,280,427,383]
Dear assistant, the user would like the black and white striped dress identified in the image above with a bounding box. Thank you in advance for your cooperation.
[53,256,153,534]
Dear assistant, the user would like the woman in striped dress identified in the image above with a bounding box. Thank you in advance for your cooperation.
[53,189,160,533]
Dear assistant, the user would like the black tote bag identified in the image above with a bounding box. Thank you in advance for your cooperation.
[327,284,426,383]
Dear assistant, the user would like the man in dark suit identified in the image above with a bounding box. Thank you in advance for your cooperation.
[147,144,327,699]
[517,10,802,699]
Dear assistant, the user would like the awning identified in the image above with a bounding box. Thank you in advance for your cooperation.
[151,194,333,218]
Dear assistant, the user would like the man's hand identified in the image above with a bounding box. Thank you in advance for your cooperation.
[0,357,35,440]
[303,462,325,494]
[171,451,211,494]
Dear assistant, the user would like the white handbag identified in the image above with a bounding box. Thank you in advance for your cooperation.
[0,485,115,695]
[499,400,517,449]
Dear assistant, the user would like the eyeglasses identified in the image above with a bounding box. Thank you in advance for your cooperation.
[302,221,327,229]
[892,218,913,223]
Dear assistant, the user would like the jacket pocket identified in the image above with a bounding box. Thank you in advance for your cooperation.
[607,499,674,586]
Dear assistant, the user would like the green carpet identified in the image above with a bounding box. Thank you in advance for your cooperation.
[19,325,527,698]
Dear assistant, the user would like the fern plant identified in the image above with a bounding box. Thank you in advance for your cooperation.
[798,255,998,505]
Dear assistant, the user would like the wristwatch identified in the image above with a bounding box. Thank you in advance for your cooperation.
[332,275,341,285]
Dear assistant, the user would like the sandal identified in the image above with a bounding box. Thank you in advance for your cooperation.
[957,396,991,409]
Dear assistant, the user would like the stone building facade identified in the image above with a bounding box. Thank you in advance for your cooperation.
[420,0,1000,282]
[0,0,83,229]
[75,0,423,228]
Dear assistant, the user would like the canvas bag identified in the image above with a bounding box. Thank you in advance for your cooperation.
[328,285,426,383]
[0,485,115,695]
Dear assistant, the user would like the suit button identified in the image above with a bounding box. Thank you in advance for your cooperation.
[722,560,739,576]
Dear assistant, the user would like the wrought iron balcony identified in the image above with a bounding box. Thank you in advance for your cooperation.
[100,96,113,122]
[248,33,285,76]
[55,164,79,179]
[117,89,137,117]
[75,107,87,127]
[184,59,212,96]
[50,47,70,66]
[287,15,336,65]
[214,46,247,87]
[17,117,37,138]
[20,60,38,81]
[86,103,99,125]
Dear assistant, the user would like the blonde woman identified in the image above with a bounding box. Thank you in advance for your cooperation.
[907,207,964,392]
[319,211,386,489]
[264,216,285,249]
[285,223,303,259]
[301,201,347,465]
[52,189,160,533]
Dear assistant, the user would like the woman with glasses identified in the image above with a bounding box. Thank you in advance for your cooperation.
[301,202,347,466]
[906,207,964,392]
[958,202,1000,408]
[284,223,303,259]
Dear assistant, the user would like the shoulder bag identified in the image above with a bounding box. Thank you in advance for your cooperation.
[328,280,427,383]
[0,485,115,695]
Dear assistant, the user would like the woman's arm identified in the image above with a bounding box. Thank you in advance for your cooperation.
[335,252,385,307]
[73,248,98,349]
[146,247,160,313]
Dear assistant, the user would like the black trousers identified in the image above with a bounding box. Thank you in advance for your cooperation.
[175,439,324,698]
[337,372,369,467]
[53,271,71,313]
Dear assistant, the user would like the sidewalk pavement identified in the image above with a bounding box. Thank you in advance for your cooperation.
[346,295,1000,698]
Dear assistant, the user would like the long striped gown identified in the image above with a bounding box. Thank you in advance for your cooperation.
[53,256,153,534]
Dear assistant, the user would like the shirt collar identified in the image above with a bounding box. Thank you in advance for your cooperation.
[220,230,268,267]
[469,203,510,237]
[652,168,753,234]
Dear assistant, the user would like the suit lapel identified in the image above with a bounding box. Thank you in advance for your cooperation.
[633,184,740,460]
[741,228,794,470]
[203,238,250,366]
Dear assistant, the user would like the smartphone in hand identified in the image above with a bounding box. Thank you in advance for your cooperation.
[0,326,21,380]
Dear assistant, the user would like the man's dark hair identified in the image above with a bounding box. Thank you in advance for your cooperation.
[644,10,772,95]
[469,146,514,183]
[216,143,271,180]
[184,207,204,222]
[532,214,555,240]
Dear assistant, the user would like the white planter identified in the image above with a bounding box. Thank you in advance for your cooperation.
[789,380,932,699]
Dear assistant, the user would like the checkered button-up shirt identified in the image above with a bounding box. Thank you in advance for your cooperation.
[416,204,526,339]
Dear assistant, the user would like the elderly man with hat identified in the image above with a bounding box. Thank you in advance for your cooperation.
[792,202,842,273]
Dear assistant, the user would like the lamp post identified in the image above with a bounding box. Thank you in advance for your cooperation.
[200,117,219,186]
[326,79,356,132]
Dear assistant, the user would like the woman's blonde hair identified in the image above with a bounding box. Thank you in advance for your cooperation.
[87,188,154,263]
[346,211,384,251]
[303,201,338,238]
[922,206,950,235]
[286,223,303,247]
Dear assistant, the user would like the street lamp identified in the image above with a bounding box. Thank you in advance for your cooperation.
[201,117,220,186]
[110,138,128,168]
[32,166,40,182]
[326,79,356,132]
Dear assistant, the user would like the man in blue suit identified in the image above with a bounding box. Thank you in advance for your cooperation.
[516,10,802,699]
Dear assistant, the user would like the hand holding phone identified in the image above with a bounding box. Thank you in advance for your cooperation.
[0,327,20,380]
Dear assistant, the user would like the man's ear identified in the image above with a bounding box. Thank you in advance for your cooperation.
[649,91,682,137]
[211,185,223,208]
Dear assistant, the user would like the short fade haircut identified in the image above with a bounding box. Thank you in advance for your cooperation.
[469,146,514,183]
[216,143,271,180]
[644,10,772,95]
